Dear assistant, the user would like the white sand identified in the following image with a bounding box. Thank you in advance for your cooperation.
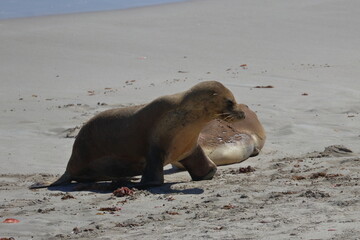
[1,0,359,239]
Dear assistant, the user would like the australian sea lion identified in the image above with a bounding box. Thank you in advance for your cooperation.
[172,104,265,169]
[33,81,245,189]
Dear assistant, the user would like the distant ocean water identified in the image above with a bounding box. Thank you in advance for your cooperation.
[0,0,187,20]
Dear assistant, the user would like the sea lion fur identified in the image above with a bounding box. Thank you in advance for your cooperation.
[31,81,245,189]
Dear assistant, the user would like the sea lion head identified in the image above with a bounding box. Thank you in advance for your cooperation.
[182,81,245,122]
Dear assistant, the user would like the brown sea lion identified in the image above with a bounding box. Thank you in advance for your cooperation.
[173,104,265,169]
[32,81,245,189]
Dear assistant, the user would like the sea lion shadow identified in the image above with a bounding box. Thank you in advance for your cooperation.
[47,181,132,193]
[46,167,202,194]
[47,180,204,195]
[47,184,83,192]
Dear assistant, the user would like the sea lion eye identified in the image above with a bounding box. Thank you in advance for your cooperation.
[226,100,234,108]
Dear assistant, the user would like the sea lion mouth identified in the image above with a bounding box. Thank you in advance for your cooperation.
[217,110,245,122]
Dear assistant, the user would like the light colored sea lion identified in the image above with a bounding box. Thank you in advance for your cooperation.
[32,81,246,189]
[173,104,265,169]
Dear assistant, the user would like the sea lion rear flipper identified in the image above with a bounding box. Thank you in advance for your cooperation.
[250,147,260,157]
[29,171,72,189]
[49,171,72,186]
[29,182,53,189]
[139,146,165,188]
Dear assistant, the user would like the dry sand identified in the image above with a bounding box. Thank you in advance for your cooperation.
[1,0,360,239]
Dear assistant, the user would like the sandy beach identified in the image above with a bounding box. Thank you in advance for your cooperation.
[1,0,360,239]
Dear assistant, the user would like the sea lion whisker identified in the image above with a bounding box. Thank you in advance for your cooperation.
[216,112,234,119]
[223,114,234,121]
[215,113,229,117]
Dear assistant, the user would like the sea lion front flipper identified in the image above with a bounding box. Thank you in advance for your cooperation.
[139,146,165,188]
[179,145,217,181]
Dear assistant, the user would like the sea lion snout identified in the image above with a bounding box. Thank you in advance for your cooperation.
[233,104,247,120]
[234,109,246,120]
[218,109,245,122]
[218,102,246,122]
[229,109,246,121]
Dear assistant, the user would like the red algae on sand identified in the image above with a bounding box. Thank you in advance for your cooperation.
[254,85,274,89]
[113,187,134,197]
[2,218,20,223]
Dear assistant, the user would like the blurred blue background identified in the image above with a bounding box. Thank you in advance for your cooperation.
[0,0,186,19]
